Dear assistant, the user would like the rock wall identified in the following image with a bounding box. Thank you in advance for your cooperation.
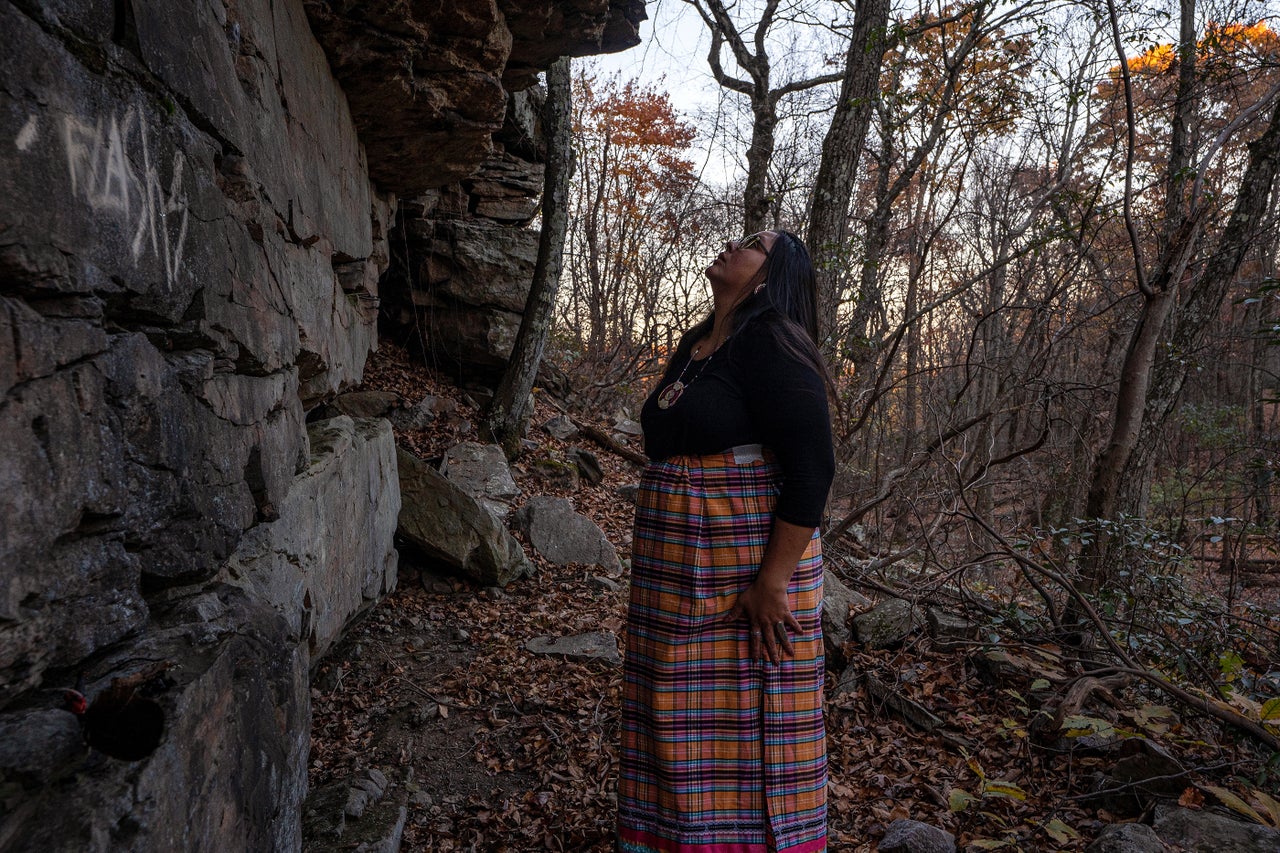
[0,0,642,849]
[380,91,546,378]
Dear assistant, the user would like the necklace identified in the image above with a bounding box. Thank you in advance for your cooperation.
[656,337,725,410]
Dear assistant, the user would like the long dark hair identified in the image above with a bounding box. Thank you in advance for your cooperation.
[691,230,833,392]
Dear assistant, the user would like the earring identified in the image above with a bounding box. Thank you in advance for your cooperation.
[753,283,766,295]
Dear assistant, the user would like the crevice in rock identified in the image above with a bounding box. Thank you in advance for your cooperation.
[110,0,141,60]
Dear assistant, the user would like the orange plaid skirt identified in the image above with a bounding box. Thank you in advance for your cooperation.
[619,449,826,853]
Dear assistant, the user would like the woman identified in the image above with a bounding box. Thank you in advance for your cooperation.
[619,230,835,853]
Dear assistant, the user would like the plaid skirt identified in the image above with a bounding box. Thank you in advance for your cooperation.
[619,448,826,853]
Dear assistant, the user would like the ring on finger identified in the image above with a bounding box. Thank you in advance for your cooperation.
[773,622,788,640]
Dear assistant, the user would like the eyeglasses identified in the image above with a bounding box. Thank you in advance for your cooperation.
[729,233,768,254]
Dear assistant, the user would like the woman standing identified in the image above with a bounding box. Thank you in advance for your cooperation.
[619,230,835,853]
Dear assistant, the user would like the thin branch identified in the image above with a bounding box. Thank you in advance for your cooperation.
[1103,0,1151,295]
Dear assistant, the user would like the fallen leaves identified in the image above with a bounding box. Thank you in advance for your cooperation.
[306,342,1279,852]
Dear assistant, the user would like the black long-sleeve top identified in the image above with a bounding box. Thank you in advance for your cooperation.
[640,316,835,528]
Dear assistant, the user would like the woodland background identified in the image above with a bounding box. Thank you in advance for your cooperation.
[291,0,1280,849]
[488,0,1280,822]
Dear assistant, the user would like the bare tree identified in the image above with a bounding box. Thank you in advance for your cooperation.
[484,58,574,458]
[684,0,844,232]
[807,0,892,350]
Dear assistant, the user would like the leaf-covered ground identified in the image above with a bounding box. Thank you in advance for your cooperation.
[308,344,1278,851]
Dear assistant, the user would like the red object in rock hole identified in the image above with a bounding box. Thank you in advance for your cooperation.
[63,664,169,762]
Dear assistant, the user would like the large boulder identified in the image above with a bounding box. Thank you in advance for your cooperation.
[224,416,401,663]
[0,586,308,851]
[1153,805,1280,852]
[441,441,522,519]
[822,569,872,667]
[397,448,532,586]
[514,496,621,573]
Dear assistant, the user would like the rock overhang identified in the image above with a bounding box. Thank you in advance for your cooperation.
[302,0,646,196]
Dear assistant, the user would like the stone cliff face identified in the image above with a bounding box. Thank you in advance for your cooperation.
[0,0,642,848]
[380,89,547,379]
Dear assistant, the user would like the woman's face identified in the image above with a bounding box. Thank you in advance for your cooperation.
[705,231,777,296]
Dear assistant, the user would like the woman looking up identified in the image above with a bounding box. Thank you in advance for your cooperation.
[619,230,836,853]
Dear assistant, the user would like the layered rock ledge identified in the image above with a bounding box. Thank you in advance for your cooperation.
[0,0,643,848]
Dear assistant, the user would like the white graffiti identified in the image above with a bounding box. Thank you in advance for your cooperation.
[14,115,38,151]
[59,106,189,287]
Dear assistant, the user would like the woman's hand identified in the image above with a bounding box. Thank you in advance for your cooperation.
[725,580,804,665]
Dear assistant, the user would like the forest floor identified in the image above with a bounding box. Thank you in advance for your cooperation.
[307,344,1278,852]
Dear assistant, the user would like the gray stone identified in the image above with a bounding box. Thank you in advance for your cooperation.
[224,417,400,663]
[441,441,522,508]
[853,598,923,649]
[514,496,621,574]
[1153,805,1280,852]
[822,569,872,667]
[306,768,409,853]
[0,709,85,782]
[1085,823,1166,853]
[397,448,532,587]
[616,484,641,504]
[1108,738,1186,797]
[543,415,579,440]
[569,447,604,485]
[532,456,581,491]
[526,632,621,665]
[926,608,978,651]
[878,819,956,852]
[613,417,644,436]
[0,587,309,851]
[589,575,622,593]
[331,390,401,419]
[390,395,439,431]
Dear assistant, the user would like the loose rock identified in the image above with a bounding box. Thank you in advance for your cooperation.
[822,569,872,668]
[878,818,956,852]
[542,415,578,440]
[514,496,621,574]
[569,446,604,485]
[1085,823,1166,853]
[330,390,401,419]
[853,598,923,649]
[1153,804,1280,852]
[441,441,522,508]
[926,607,978,651]
[390,394,438,431]
[526,632,621,665]
[613,417,644,436]
[397,448,532,587]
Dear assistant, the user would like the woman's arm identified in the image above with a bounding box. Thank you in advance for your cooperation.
[725,518,817,664]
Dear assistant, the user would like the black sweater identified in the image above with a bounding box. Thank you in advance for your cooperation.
[640,317,835,528]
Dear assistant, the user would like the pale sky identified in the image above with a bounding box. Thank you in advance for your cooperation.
[584,0,850,188]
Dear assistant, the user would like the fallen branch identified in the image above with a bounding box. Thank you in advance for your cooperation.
[572,419,649,467]
[963,502,1280,753]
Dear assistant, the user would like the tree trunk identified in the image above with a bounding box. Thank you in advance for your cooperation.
[484,59,574,458]
[1117,92,1280,517]
[743,97,777,234]
[807,0,892,353]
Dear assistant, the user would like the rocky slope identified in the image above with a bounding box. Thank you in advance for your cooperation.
[0,0,642,848]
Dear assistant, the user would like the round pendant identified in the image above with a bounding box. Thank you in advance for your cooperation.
[656,380,685,409]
